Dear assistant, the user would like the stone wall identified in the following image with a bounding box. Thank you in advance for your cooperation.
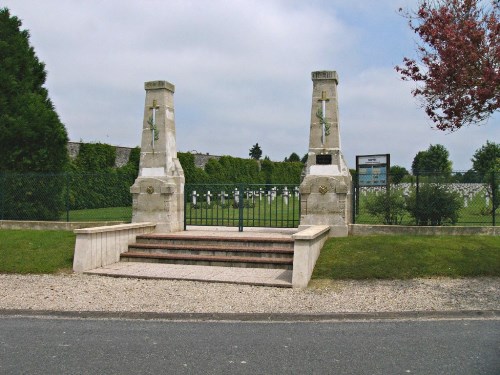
[67,142,220,169]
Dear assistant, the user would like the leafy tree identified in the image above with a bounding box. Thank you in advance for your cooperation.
[396,0,499,131]
[286,152,301,163]
[471,140,499,215]
[471,140,500,176]
[411,144,452,175]
[0,8,68,173]
[249,143,262,160]
[390,165,409,184]
[301,153,308,164]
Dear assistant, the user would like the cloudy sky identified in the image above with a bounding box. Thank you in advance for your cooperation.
[4,0,499,171]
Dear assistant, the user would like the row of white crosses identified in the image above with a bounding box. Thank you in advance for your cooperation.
[190,187,300,207]
[359,182,492,208]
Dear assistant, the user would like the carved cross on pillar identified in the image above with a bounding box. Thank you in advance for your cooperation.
[148,99,160,150]
[317,91,330,146]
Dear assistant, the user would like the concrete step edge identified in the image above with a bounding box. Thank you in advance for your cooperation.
[121,252,294,265]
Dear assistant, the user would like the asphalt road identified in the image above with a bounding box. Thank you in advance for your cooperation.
[0,316,499,374]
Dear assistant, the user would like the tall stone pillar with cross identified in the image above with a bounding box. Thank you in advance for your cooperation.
[299,71,352,236]
[130,80,185,232]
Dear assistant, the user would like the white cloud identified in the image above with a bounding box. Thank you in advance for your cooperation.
[3,0,498,170]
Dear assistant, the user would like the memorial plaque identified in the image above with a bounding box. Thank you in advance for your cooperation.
[316,154,332,165]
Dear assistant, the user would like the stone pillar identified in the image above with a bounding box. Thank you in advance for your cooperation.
[130,81,185,233]
[299,71,352,236]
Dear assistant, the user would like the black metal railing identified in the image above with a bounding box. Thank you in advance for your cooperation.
[184,184,301,231]
[353,171,498,226]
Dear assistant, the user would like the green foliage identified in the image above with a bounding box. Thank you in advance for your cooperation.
[0,8,68,173]
[178,152,209,184]
[472,140,500,176]
[0,8,68,219]
[365,190,407,225]
[0,172,65,220]
[67,143,138,210]
[411,144,452,176]
[312,235,500,280]
[407,184,463,225]
[389,165,409,184]
[74,143,116,171]
[249,143,262,160]
[284,152,301,162]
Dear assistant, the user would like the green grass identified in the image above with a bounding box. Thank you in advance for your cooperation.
[0,230,75,273]
[312,235,500,280]
[186,199,300,227]
[356,189,497,226]
[61,206,132,222]
[2,229,499,279]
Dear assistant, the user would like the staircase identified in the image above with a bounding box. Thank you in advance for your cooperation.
[121,233,295,270]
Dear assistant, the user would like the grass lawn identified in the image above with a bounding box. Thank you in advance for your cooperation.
[312,235,500,280]
[61,206,132,222]
[0,230,75,274]
[1,229,499,279]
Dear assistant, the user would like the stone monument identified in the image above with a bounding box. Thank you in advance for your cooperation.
[299,71,352,236]
[130,81,185,232]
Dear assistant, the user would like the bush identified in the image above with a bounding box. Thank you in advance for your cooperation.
[365,190,407,225]
[407,184,462,225]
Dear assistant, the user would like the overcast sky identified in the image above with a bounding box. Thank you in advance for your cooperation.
[4,0,499,171]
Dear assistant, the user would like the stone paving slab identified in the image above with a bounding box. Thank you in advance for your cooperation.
[85,262,293,288]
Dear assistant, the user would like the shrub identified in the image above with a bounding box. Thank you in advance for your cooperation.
[407,184,462,225]
[365,190,407,225]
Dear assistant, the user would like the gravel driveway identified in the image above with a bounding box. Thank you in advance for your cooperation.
[1,274,498,314]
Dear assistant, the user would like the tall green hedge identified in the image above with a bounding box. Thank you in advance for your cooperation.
[68,143,139,209]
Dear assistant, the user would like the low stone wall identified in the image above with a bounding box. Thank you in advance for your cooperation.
[349,224,499,236]
[73,222,156,272]
[292,225,331,288]
[0,220,126,231]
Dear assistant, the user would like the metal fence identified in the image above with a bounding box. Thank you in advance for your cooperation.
[184,184,301,231]
[353,171,498,226]
[2,171,497,227]
[0,172,134,222]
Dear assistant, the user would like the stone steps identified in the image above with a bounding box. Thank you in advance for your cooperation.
[121,234,295,270]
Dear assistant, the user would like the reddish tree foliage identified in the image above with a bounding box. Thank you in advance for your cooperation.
[396,0,500,131]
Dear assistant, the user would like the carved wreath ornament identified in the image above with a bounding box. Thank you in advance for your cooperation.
[318,185,328,195]
[146,186,155,194]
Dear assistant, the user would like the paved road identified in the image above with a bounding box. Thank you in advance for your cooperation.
[1,316,499,374]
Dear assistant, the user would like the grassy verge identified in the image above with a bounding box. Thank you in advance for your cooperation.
[61,206,132,222]
[312,235,500,280]
[0,230,75,274]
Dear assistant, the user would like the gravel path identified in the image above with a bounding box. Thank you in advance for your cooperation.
[1,274,499,314]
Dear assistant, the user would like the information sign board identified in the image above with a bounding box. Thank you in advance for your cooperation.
[356,154,390,187]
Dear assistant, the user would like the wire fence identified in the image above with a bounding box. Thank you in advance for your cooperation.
[0,172,134,222]
[1,171,498,226]
[353,171,498,226]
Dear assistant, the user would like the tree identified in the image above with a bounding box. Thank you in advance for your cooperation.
[249,143,262,160]
[0,8,68,173]
[471,140,500,176]
[390,165,410,184]
[0,8,68,220]
[284,152,301,163]
[396,0,499,131]
[411,144,452,175]
[471,140,499,215]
